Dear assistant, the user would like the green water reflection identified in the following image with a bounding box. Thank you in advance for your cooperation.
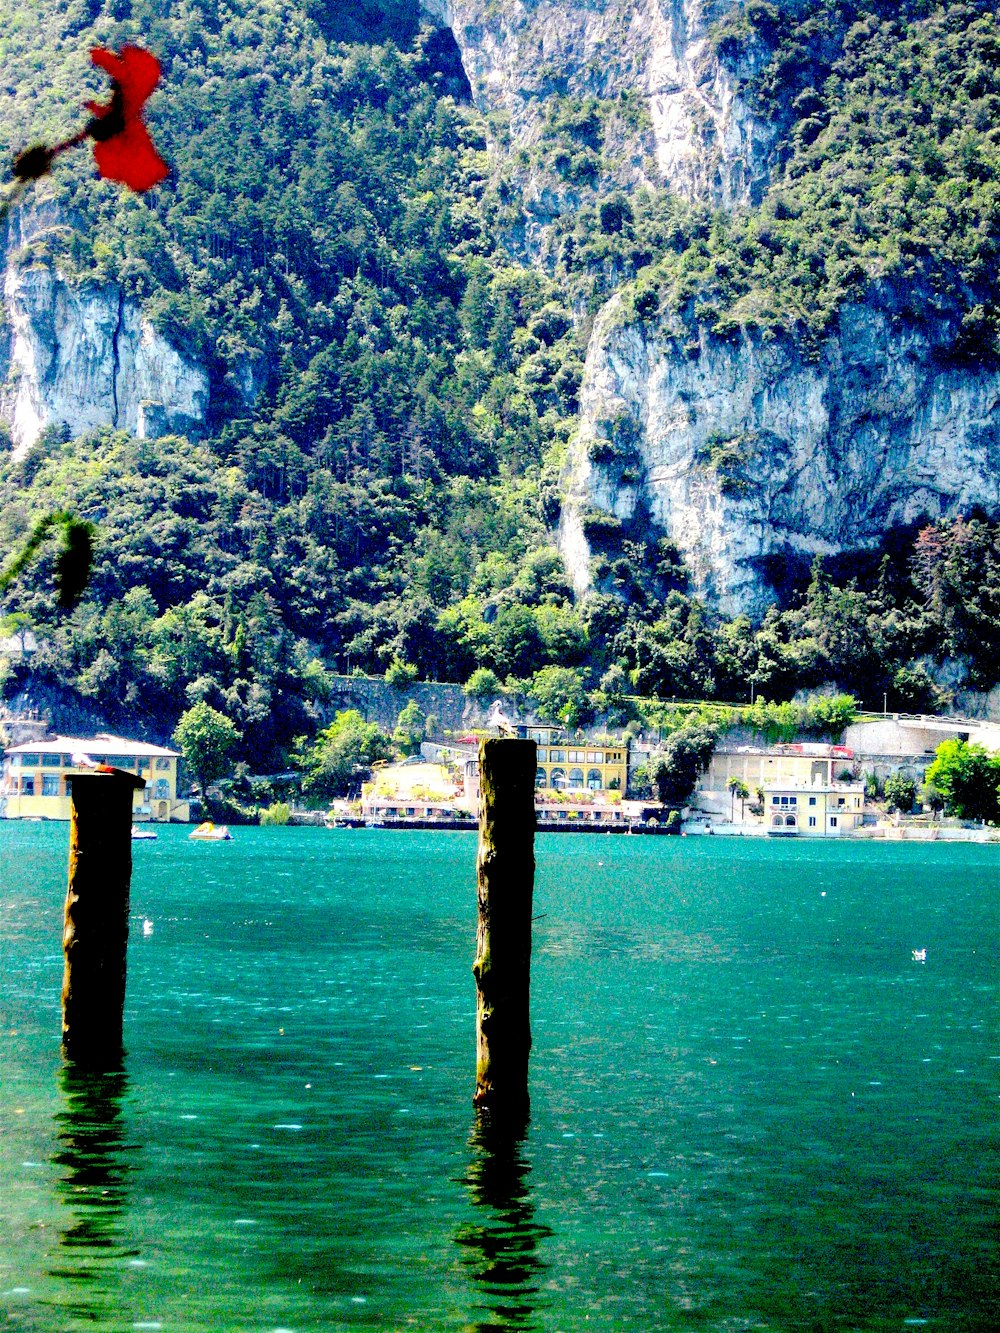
[457,1114,551,1331]
[47,1064,137,1323]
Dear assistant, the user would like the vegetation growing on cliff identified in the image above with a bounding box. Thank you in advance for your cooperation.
[555,1,1000,357]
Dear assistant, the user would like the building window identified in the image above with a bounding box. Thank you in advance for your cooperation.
[587,769,602,790]
[808,816,817,827]
[569,768,585,789]
[809,796,816,806]
[550,768,566,790]
[41,774,59,796]
[535,767,547,788]
[41,753,61,768]
[21,776,35,796]
[550,750,565,764]
[155,757,171,771]
[587,751,600,764]
[18,754,39,767]
[154,779,169,800]
[785,815,796,827]
[772,796,780,805]
[771,815,783,827]
[830,816,838,828]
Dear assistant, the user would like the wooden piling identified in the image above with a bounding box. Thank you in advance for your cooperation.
[473,737,536,1119]
[62,768,146,1066]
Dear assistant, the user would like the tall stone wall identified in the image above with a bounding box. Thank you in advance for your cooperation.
[322,675,485,735]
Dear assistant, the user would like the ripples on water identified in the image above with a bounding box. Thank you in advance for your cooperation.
[1,825,997,1330]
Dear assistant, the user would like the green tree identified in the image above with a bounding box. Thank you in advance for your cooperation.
[385,658,419,688]
[650,725,718,806]
[527,665,591,727]
[298,710,391,801]
[883,773,917,814]
[173,701,241,793]
[464,667,502,703]
[393,700,426,755]
[728,776,750,820]
[924,739,1000,824]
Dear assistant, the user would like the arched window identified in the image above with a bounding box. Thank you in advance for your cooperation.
[771,815,783,827]
[550,768,566,790]
[569,768,584,789]
[535,767,547,788]
[785,815,796,827]
[587,768,602,790]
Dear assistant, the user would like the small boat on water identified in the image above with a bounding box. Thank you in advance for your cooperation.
[189,821,232,841]
[131,825,158,841]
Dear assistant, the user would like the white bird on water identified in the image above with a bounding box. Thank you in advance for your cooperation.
[485,699,517,737]
[912,948,927,962]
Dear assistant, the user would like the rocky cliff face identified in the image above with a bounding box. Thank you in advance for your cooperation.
[560,295,1000,615]
[421,0,777,214]
[1,213,209,457]
[426,1,1000,619]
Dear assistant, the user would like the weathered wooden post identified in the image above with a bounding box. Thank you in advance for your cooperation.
[62,768,146,1067]
[473,737,536,1120]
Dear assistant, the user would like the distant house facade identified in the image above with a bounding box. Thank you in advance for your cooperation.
[764,781,865,837]
[1,735,188,822]
[695,742,865,835]
[519,725,628,794]
[360,759,468,823]
[704,742,858,794]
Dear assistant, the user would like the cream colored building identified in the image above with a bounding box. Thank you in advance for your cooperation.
[1,735,188,822]
[765,781,865,837]
[361,759,468,822]
[705,742,858,794]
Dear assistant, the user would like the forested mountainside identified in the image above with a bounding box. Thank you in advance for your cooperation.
[2,1,1000,770]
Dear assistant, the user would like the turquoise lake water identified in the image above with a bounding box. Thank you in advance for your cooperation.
[1,823,997,1332]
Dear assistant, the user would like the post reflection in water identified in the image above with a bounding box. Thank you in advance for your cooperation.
[455,1111,552,1332]
[47,1060,137,1313]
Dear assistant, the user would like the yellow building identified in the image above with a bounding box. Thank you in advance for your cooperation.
[521,725,628,794]
[1,734,188,822]
[360,759,468,823]
[765,781,865,837]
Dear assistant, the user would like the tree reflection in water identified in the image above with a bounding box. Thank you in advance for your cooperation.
[47,1061,137,1315]
[456,1111,552,1332]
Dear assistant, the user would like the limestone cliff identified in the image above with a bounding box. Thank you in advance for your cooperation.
[425,1,1000,620]
[421,1,777,222]
[0,214,209,457]
[560,294,1000,615]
